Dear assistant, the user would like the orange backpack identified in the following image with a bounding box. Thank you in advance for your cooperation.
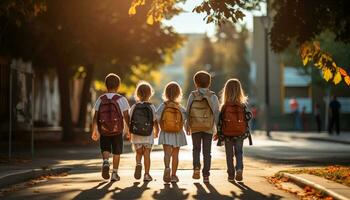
[221,102,247,136]
[160,101,183,133]
[188,91,214,133]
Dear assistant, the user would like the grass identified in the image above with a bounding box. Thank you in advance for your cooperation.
[282,165,350,187]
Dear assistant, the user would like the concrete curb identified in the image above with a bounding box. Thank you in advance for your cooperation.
[0,167,71,189]
[280,172,349,200]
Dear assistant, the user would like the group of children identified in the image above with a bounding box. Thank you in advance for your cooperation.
[91,70,250,184]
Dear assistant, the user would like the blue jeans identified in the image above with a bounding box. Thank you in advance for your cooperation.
[224,138,244,176]
[192,132,212,176]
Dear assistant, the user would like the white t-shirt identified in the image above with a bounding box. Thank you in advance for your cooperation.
[93,93,130,113]
[129,102,157,144]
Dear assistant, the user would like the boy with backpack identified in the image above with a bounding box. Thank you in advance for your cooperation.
[129,81,159,182]
[91,73,130,181]
[186,71,220,183]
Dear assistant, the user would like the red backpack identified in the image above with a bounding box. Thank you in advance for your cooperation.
[221,102,248,136]
[97,94,124,136]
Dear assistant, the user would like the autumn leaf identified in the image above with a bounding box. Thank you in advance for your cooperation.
[302,56,309,66]
[345,76,350,86]
[146,15,154,25]
[323,68,333,81]
[128,6,136,15]
[339,67,348,77]
[333,71,342,85]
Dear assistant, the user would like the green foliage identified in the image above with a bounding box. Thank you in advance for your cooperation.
[270,0,350,52]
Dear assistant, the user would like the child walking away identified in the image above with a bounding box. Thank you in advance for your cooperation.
[157,82,187,183]
[129,81,159,182]
[218,78,252,182]
[186,71,220,183]
[91,73,130,181]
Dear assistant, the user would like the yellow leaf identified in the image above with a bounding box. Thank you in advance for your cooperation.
[345,76,350,86]
[128,6,137,15]
[333,71,342,85]
[302,56,309,66]
[323,68,333,82]
[146,15,154,25]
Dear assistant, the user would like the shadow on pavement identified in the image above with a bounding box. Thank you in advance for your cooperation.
[113,181,150,199]
[230,181,283,200]
[72,181,116,200]
[193,182,232,200]
[152,183,189,200]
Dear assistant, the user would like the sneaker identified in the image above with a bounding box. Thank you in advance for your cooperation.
[203,176,209,183]
[192,169,200,179]
[143,173,153,182]
[171,175,179,183]
[134,164,142,180]
[110,171,120,181]
[235,170,243,182]
[102,160,110,179]
[163,168,171,183]
[228,175,235,182]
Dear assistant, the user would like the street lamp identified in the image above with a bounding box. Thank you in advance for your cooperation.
[260,15,271,137]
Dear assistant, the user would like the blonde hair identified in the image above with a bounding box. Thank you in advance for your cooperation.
[221,78,248,108]
[162,81,183,103]
[134,81,154,102]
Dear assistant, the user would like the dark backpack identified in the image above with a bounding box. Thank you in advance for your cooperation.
[130,102,154,136]
[97,94,124,136]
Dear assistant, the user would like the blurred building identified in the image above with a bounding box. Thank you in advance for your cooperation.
[252,16,350,131]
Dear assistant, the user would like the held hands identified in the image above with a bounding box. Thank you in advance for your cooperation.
[213,134,218,141]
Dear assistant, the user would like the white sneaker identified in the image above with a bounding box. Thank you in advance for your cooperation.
[111,171,120,181]
[143,173,153,182]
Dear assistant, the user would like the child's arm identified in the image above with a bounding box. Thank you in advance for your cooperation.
[185,95,194,135]
[153,120,160,138]
[123,110,131,140]
[91,111,100,141]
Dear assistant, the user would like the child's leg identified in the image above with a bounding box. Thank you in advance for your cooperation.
[163,144,172,168]
[233,138,244,171]
[202,133,212,177]
[143,147,151,174]
[102,151,110,161]
[171,147,180,175]
[136,146,143,165]
[113,154,120,170]
[191,133,202,169]
[224,139,235,177]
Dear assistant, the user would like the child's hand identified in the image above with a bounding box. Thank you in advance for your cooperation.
[91,131,100,141]
[186,129,191,135]
[213,134,218,141]
[126,132,131,140]
[154,133,159,138]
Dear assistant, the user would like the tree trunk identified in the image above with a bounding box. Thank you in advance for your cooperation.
[57,65,74,141]
[77,64,93,129]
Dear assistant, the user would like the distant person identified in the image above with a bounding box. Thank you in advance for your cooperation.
[250,104,258,132]
[129,81,159,182]
[218,79,250,182]
[301,106,308,131]
[289,97,301,131]
[157,82,187,183]
[91,73,130,181]
[186,71,220,183]
[328,96,341,135]
[314,103,322,133]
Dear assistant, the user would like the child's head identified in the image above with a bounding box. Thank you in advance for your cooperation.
[193,70,211,88]
[221,78,247,107]
[134,81,154,102]
[162,81,183,103]
[105,73,121,91]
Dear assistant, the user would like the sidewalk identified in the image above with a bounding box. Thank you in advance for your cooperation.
[255,130,350,144]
